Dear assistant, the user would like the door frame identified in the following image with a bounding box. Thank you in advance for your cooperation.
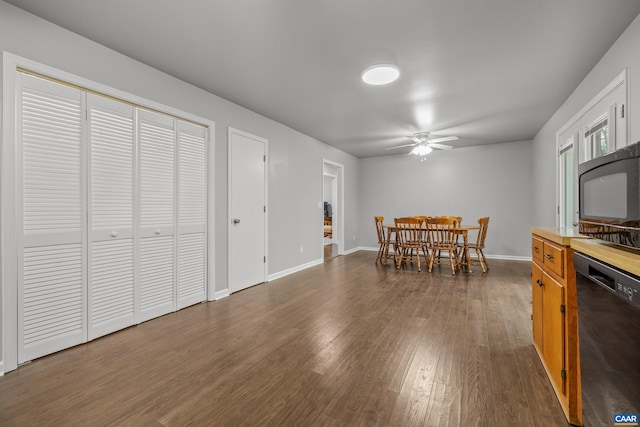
[321,159,345,257]
[227,127,268,292]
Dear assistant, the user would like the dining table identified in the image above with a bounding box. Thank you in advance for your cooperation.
[382,223,480,273]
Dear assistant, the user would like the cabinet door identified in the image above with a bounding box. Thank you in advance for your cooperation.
[531,262,544,352]
[542,271,566,395]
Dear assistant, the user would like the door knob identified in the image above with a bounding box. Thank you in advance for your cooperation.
[233,218,241,224]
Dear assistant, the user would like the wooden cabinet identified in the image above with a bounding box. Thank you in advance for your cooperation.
[530,229,582,426]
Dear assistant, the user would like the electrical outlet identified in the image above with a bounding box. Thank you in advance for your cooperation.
[353,234,356,241]
[299,245,304,253]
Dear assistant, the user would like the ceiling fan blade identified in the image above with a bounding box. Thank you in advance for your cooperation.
[430,136,458,143]
[428,143,453,150]
[386,143,417,150]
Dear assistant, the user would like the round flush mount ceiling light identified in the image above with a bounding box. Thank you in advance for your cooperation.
[361,64,400,85]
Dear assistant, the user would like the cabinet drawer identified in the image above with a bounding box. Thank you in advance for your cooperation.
[532,236,544,263]
[542,241,565,278]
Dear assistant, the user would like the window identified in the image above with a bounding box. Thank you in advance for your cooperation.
[559,134,578,228]
[557,70,627,227]
[584,115,610,159]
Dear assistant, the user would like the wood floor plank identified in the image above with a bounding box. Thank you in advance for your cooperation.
[0,254,571,427]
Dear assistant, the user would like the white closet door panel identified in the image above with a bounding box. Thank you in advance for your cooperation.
[140,236,174,320]
[87,94,135,340]
[177,122,207,307]
[178,123,207,229]
[21,243,84,361]
[177,233,206,308]
[18,74,86,363]
[21,76,83,237]
[88,94,134,232]
[90,239,134,338]
[139,110,175,320]
[140,111,175,231]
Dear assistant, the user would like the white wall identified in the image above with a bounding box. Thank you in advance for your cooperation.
[0,1,360,369]
[358,140,533,258]
[532,13,640,226]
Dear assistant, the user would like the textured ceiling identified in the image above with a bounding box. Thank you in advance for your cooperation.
[6,0,640,157]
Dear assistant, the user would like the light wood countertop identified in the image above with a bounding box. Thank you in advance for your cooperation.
[530,226,590,246]
[570,238,640,277]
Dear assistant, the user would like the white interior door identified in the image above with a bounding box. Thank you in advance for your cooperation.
[229,128,266,293]
[18,73,87,363]
[87,94,135,340]
[139,110,175,321]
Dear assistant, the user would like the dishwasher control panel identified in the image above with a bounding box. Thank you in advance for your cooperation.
[574,252,640,311]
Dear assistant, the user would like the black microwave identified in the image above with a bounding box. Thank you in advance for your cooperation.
[578,140,640,250]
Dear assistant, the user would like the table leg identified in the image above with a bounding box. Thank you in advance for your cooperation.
[463,231,472,273]
[383,229,392,266]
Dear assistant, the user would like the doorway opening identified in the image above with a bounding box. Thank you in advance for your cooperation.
[322,160,344,261]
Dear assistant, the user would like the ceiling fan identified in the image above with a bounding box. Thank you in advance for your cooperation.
[386,132,459,155]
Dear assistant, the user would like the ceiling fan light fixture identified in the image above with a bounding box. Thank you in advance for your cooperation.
[410,143,432,157]
[361,64,400,85]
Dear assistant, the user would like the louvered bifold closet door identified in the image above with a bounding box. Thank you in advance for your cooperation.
[18,73,86,363]
[177,122,207,309]
[139,110,176,321]
[87,94,135,339]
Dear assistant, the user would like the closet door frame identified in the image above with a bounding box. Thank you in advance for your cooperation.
[1,53,216,374]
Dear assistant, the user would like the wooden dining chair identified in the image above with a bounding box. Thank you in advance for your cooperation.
[458,216,490,273]
[394,217,428,271]
[374,216,395,264]
[412,216,431,258]
[432,216,461,263]
[426,216,459,275]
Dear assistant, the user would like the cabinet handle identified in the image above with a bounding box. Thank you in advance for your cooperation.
[110,231,118,238]
[536,279,543,287]
[544,253,554,260]
[531,246,539,252]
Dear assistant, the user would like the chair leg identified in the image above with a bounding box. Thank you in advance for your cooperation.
[375,242,385,263]
[478,248,488,272]
[427,249,435,272]
[448,250,456,275]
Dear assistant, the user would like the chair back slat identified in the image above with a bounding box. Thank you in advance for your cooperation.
[427,217,458,249]
[394,217,424,247]
[476,217,490,248]
[374,216,385,244]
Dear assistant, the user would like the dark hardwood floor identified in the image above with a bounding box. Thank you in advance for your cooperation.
[0,252,570,426]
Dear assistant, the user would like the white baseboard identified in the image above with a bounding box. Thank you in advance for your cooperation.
[342,246,362,255]
[0,361,4,376]
[213,289,230,300]
[358,246,379,252]
[268,258,324,281]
